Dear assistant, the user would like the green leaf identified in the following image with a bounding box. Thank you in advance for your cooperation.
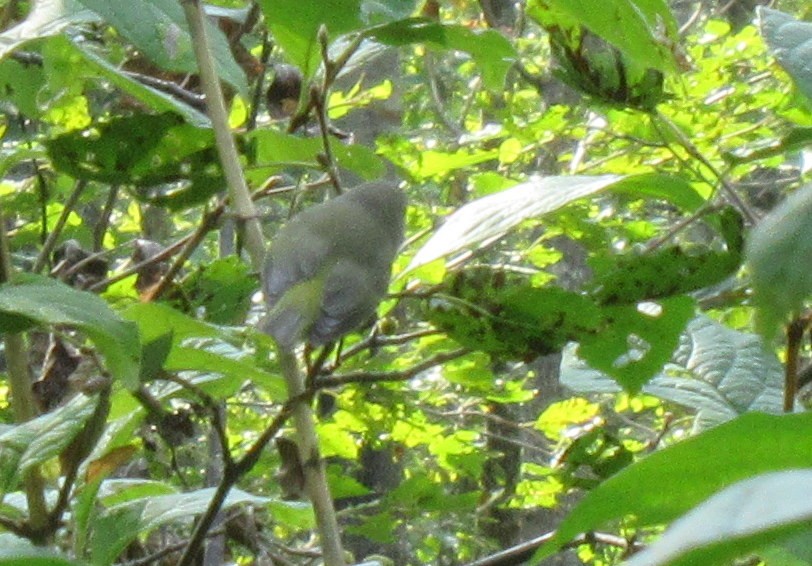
[181,257,256,324]
[407,175,623,272]
[347,511,397,543]
[261,0,365,77]
[0,57,46,117]
[429,275,602,361]
[45,113,224,211]
[0,394,98,495]
[0,534,85,565]
[625,470,812,566]
[577,296,696,393]
[367,19,517,89]
[590,207,743,305]
[746,183,812,339]
[534,411,812,561]
[74,0,247,95]
[68,37,210,127]
[610,173,706,212]
[758,8,812,103]
[405,147,500,180]
[563,315,785,430]
[248,128,385,180]
[0,274,140,388]
[533,0,679,73]
[0,0,98,59]
[123,303,286,398]
[91,488,271,565]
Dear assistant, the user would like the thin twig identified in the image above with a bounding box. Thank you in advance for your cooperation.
[317,347,470,388]
[652,110,758,224]
[142,204,221,302]
[93,185,119,252]
[32,180,88,273]
[176,391,302,566]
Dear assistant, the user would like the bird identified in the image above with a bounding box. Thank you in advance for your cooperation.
[262,182,407,349]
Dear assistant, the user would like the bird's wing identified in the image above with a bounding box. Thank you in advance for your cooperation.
[262,228,332,307]
[308,260,390,346]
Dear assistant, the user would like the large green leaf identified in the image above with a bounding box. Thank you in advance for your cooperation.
[625,470,812,566]
[90,488,278,565]
[68,37,210,127]
[563,315,785,431]
[0,394,98,495]
[123,303,286,398]
[531,0,679,73]
[367,19,517,89]
[261,0,366,77]
[534,411,812,560]
[746,183,812,339]
[406,175,622,272]
[0,534,85,565]
[578,296,696,393]
[759,8,812,102]
[0,0,97,60]
[0,274,140,388]
[248,128,385,180]
[428,274,602,361]
[610,173,706,212]
[74,0,247,95]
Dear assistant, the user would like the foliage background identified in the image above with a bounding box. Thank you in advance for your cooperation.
[0,0,811,565]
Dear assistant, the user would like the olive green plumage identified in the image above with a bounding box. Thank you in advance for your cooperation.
[262,182,407,348]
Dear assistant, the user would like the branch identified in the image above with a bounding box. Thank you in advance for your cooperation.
[651,110,758,225]
[176,389,303,566]
[464,531,645,566]
[141,203,221,302]
[317,348,470,388]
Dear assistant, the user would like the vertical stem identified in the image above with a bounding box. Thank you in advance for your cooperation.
[278,348,345,566]
[179,2,344,564]
[180,0,265,268]
[0,209,49,540]
[784,317,807,413]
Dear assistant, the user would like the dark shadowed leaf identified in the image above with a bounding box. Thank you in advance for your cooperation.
[537,0,679,73]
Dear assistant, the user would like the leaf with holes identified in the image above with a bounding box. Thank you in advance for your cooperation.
[562,315,785,431]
